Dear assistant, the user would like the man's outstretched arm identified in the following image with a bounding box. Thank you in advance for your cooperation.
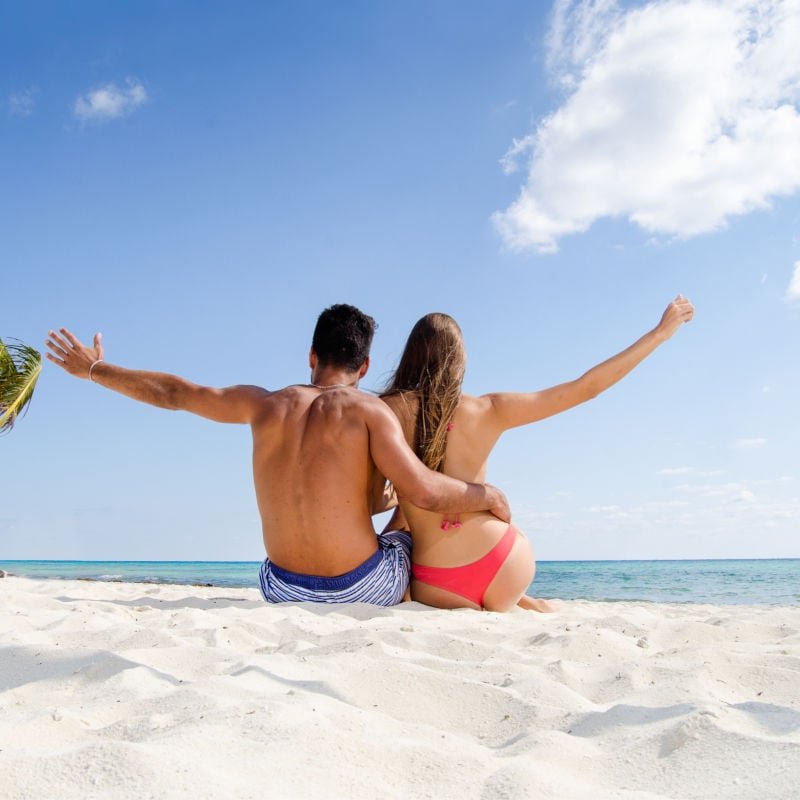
[46,328,267,424]
[486,295,694,431]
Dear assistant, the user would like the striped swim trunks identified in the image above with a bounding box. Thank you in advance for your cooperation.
[258,531,412,605]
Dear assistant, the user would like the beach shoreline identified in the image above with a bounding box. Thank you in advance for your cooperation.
[2,575,799,799]
[2,558,798,605]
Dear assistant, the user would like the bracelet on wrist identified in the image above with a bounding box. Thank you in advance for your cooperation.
[88,359,104,382]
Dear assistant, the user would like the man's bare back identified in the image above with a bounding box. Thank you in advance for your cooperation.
[251,384,425,574]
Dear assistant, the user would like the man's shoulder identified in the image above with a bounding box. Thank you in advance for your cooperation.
[337,389,386,415]
[248,384,305,418]
[263,384,302,399]
[335,390,393,424]
[259,385,384,414]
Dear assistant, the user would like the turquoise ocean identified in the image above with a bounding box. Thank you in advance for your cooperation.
[1,559,798,605]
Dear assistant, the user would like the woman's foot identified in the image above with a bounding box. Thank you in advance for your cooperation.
[517,595,560,613]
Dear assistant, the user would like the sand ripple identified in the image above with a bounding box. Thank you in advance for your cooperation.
[2,578,799,799]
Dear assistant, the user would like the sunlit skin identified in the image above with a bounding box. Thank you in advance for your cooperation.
[383,296,694,612]
[45,330,509,578]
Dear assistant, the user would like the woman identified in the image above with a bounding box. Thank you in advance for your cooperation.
[380,297,694,612]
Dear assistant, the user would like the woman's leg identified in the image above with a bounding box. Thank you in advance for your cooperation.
[410,579,481,610]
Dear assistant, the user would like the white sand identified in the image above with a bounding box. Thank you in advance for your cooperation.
[1,577,799,799]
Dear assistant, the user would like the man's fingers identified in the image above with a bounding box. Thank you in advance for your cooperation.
[45,340,67,358]
[60,328,81,348]
[45,339,68,357]
[48,330,72,352]
[45,352,65,366]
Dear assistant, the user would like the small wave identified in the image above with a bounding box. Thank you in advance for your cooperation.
[97,574,124,580]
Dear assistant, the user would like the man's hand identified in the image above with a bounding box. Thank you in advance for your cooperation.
[655,295,694,341]
[46,328,103,379]
[486,484,511,524]
[44,327,265,422]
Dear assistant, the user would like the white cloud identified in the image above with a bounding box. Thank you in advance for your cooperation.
[787,260,800,302]
[546,0,621,84]
[658,466,722,476]
[676,481,756,503]
[587,504,630,518]
[492,98,518,114]
[494,0,800,253]
[9,90,35,117]
[511,473,798,558]
[515,474,799,559]
[499,135,535,175]
[732,437,767,449]
[73,79,148,122]
[512,507,564,533]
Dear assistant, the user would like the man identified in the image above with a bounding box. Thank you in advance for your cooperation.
[45,304,509,605]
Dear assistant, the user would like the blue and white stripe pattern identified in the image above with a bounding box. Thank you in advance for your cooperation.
[258,531,411,605]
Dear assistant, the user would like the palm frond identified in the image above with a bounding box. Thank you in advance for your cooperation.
[0,338,42,434]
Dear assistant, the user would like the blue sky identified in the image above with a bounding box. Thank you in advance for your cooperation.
[3,0,799,561]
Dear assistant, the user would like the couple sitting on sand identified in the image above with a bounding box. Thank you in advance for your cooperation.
[46,297,692,611]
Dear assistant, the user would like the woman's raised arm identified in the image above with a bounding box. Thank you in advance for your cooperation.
[485,296,694,432]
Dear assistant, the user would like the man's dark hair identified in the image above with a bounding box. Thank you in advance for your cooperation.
[311,304,377,372]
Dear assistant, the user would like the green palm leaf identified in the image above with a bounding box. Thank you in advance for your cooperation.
[0,338,42,433]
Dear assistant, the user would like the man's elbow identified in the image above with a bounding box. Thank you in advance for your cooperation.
[405,483,437,512]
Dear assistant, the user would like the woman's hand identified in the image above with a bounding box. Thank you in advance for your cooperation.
[655,295,694,341]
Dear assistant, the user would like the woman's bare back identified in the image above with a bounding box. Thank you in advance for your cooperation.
[383,392,536,610]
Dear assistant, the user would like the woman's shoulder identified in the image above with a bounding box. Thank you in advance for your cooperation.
[380,390,417,422]
[457,393,492,413]
[381,391,490,419]
[380,391,418,442]
[447,394,494,431]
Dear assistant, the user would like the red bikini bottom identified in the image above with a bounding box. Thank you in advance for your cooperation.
[411,525,519,607]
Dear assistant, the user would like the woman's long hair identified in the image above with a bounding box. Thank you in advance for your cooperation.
[382,313,466,472]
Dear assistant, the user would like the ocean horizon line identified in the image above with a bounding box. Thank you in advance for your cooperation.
[3,557,798,606]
